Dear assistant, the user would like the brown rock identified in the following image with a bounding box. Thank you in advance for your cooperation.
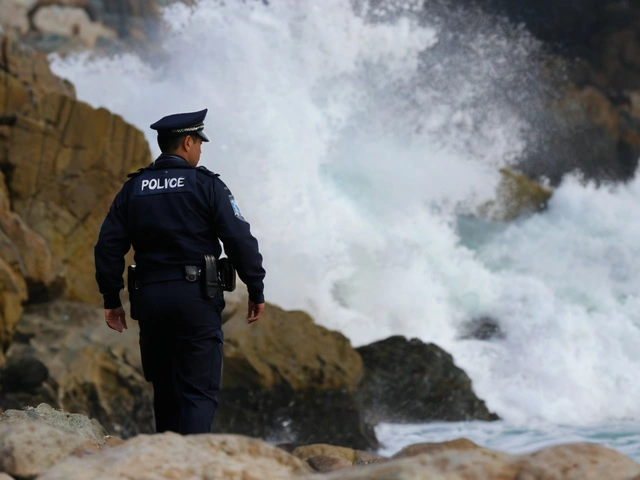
[0,170,62,303]
[392,438,479,460]
[0,419,90,479]
[3,94,149,304]
[217,303,377,449]
[32,6,118,48]
[0,403,108,445]
[40,433,312,480]
[223,303,362,391]
[0,70,30,114]
[354,450,388,465]
[0,35,75,100]
[479,168,553,221]
[301,447,519,480]
[103,435,125,448]
[0,257,27,356]
[5,301,154,438]
[0,33,149,308]
[0,1,38,35]
[293,443,358,463]
[517,443,640,480]
[301,441,640,480]
[307,455,353,472]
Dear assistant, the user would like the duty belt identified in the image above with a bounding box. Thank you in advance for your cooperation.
[136,266,201,286]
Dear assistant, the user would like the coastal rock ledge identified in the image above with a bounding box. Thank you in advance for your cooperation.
[0,297,498,450]
[0,405,638,480]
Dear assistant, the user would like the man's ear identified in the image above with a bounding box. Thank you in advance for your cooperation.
[182,134,194,152]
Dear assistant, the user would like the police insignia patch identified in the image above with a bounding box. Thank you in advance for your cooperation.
[229,195,246,221]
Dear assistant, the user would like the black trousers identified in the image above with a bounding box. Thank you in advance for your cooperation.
[136,279,224,434]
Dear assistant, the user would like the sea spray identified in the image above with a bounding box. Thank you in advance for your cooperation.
[50,0,640,425]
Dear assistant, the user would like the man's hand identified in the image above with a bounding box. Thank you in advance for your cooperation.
[247,301,265,324]
[105,306,128,333]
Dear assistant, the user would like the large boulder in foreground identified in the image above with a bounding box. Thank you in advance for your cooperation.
[356,336,499,424]
[303,440,640,480]
[40,432,312,480]
[218,298,377,450]
[0,405,637,480]
[0,403,109,479]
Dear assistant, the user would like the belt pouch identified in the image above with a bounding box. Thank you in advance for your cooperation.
[127,265,140,320]
[217,257,237,292]
[184,265,199,282]
[204,255,219,298]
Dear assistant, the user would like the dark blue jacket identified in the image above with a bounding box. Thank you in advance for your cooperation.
[95,154,265,308]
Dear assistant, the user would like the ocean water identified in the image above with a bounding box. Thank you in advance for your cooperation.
[50,0,640,459]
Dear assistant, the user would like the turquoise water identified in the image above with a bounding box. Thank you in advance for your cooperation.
[376,421,640,461]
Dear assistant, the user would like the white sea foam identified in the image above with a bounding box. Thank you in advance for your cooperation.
[50,0,640,425]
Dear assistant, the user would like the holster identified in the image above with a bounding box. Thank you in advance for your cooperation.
[217,257,237,292]
[127,265,140,320]
[203,255,219,298]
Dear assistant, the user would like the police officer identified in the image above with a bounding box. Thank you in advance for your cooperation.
[94,108,266,435]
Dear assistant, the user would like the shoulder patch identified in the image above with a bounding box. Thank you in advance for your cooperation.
[127,167,145,178]
[228,195,247,222]
[196,165,220,179]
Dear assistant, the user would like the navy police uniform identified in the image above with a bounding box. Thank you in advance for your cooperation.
[94,109,265,434]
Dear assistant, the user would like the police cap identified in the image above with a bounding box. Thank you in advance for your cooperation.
[150,108,210,142]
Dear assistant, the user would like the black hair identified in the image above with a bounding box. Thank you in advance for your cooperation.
[157,133,199,153]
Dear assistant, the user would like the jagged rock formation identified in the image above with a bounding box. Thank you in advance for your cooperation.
[0,34,150,358]
[0,0,196,53]
[217,301,378,450]
[0,298,501,449]
[459,0,640,185]
[0,406,638,480]
[356,336,499,424]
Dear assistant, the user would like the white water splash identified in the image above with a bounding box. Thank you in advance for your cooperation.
[50,0,640,425]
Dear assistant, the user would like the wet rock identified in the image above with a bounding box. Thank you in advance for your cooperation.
[0,350,48,392]
[459,316,505,341]
[217,301,377,450]
[356,335,499,424]
[479,168,552,221]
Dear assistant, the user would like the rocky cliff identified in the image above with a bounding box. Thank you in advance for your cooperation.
[0,34,150,359]
[0,0,194,53]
